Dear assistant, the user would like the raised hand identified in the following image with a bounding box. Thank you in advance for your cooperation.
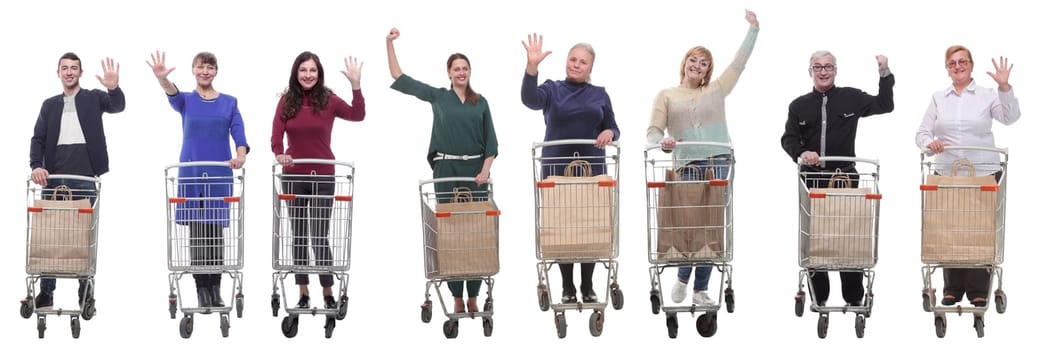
[96,57,120,90]
[876,54,889,71]
[341,56,363,88]
[745,9,759,28]
[987,56,1013,91]
[522,32,552,74]
[147,50,176,79]
[387,27,400,41]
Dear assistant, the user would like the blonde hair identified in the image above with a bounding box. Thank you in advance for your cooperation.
[679,46,714,86]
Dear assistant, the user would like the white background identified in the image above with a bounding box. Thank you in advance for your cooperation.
[0,0,1035,347]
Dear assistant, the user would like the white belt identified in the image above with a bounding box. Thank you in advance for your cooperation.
[433,152,482,161]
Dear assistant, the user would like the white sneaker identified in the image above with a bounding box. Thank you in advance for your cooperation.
[691,291,716,306]
[671,280,688,303]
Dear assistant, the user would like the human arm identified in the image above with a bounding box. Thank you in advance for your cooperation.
[987,56,1020,125]
[520,33,552,109]
[229,100,250,169]
[147,50,179,96]
[386,28,403,80]
[715,9,760,95]
[596,92,620,149]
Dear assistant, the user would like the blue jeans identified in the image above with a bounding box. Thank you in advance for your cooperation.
[675,154,730,291]
[39,178,97,297]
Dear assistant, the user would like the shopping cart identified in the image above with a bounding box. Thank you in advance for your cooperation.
[792,156,881,339]
[20,174,100,338]
[645,142,734,338]
[417,177,499,338]
[270,159,354,338]
[165,161,245,338]
[532,139,623,339]
[919,146,1007,338]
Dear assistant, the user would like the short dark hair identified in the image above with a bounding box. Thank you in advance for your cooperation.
[193,52,218,69]
[58,52,81,68]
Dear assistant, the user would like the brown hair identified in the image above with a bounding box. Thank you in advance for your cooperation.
[447,53,480,105]
[281,51,331,121]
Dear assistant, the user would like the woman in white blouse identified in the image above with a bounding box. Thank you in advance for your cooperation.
[915,45,1020,307]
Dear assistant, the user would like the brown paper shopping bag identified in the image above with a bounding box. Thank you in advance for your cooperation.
[433,187,499,277]
[28,185,92,274]
[538,160,615,259]
[921,159,998,263]
[656,166,725,261]
[806,173,874,267]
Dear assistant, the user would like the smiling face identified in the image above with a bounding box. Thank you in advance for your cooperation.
[565,45,594,83]
[57,58,82,91]
[945,48,973,87]
[808,53,837,92]
[297,59,319,91]
[447,57,470,88]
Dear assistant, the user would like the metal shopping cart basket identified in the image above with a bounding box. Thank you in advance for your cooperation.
[165,161,245,338]
[532,139,623,339]
[417,177,499,338]
[645,141,735,338]
[20,175,100,338]
[792,156,881,339]
[270,159,354,338]
[919,146,1007,338]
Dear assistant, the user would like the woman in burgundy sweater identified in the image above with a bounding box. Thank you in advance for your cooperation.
[271,51,365,310]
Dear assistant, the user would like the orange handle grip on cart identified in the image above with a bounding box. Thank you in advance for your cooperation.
[278,194,296,200]
[486,210,501,216]
[27,207,42,213]
[809,192,827,199]
[598,180,616,187]
[537,181,555,188]
[709,179,729,186]
[169,197,187,203]
[980,185,998,192]
[435,212,451,218]
[224,196,240,203]
[647,182,666,188]
[920,184,938,191]
[78,208,94,214]
[335,195,353,201]
[866,193,882,200]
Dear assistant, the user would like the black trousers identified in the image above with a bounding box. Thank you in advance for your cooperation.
[190,222,223,288]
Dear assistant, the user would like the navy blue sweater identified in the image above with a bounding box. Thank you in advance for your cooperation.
[30,87,126,175]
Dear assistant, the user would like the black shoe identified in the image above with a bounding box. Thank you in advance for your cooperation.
[35,293,54,309]
[197,288,212,308]
[941,295,958,306]
[296,295,311,309]
[582,290,598,303]
[324,296,336,309]
[210,286,225,307]
[847,300,862,307]
[561,291,577,304]
[970,297,987,307]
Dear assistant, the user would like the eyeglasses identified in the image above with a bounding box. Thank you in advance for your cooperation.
[810,65,836,72]
[946,59,971,69]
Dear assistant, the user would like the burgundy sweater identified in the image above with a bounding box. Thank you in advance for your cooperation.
[271,89,365,174]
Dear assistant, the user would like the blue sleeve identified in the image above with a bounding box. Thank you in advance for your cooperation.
[229,98,250,153]
[521,72,549,110]
[601,91,620,140]
[168,92,187,114]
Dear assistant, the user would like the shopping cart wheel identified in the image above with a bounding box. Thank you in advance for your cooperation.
[37,316,46,339]
[442,319,459,339]
[235,294,244,318]
[973,315,985,338]
[588,311,604,337]
[554,313,567,339]
[71,317,81,339]
[665,312,678,339]
[270,293,280,317]
[816,314,829,339]
[81,299,95,320]
[281,316,299,338]
[220,314,230,338]
[20,299,33,319]
[724,288,735,313]
[854,314,866,338]
[324,317,336,339]
[922,291,934,312]
[168,294,178,319]
[649,290,661,315]
[934,315,946,338]
[420,300,432,323]
[994,290,1007,314]
[610,288,624,310]
[179,315,193,339]
[696,312,717,338]
[538,286,550,312]
[482,317,493,337]
[794,291,806,317]
[335,295,349,320]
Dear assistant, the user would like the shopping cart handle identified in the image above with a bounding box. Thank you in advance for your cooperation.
[165,161,235,170]
[644,141,733,151]
[418,177,493,186]
[799,156,879,166]
[919,146,1008,155]
[271,158,355,167]
[533,139,619,148]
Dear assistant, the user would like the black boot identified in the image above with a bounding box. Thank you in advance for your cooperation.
[210,285,225,307]
[197,287,212,309]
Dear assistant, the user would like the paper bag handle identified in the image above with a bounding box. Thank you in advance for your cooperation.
[827,171,853,189]
[451,187,473,203]
[563,160,593,177]
[950,158,977,177]
[48,185,75,201]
